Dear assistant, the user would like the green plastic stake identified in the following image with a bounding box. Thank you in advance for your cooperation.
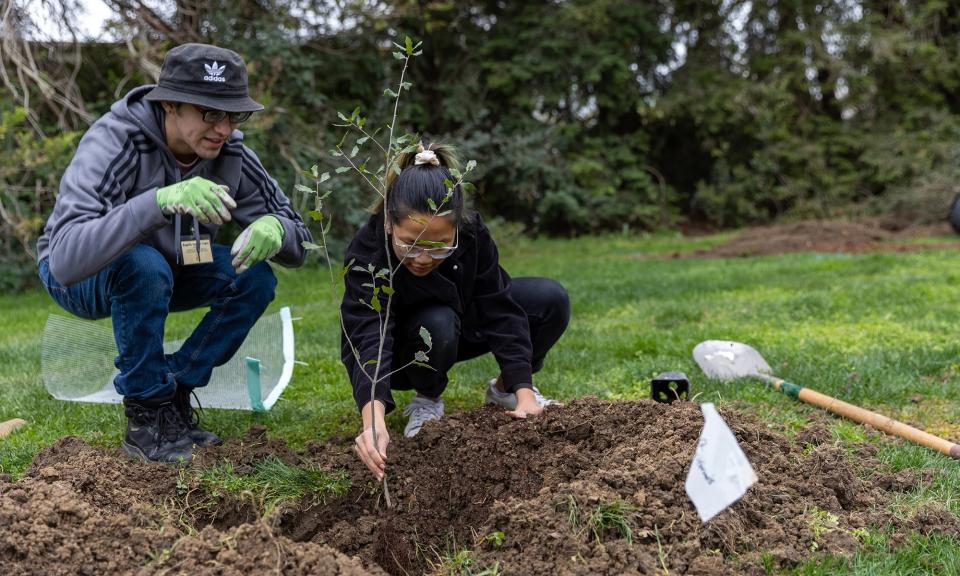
[246,357,266,412]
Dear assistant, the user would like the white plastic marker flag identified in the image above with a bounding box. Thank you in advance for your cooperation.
[684,402,758,523]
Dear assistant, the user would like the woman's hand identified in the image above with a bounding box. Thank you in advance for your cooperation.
[354,401,389,482]
[505,388,544,419]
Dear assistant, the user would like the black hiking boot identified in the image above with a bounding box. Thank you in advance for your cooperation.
[173,386,223,447]
[121,392,198,465]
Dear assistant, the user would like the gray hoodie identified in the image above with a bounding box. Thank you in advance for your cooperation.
[37,85,312,287]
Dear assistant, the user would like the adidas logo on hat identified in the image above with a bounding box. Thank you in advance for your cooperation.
[204,61,226,82]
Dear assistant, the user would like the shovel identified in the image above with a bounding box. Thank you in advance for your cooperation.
[693,340,960,460]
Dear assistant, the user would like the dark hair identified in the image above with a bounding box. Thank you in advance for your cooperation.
[374,142,471,226]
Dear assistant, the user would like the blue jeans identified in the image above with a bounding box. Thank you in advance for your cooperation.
[39,244,277,400]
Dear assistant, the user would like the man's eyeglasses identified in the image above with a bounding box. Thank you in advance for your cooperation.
[192,105,253,124]
[394,229,459,259]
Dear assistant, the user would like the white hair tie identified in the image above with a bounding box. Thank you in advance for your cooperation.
[414,150,440,166]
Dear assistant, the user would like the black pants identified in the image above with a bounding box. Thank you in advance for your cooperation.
[390,277,571,398]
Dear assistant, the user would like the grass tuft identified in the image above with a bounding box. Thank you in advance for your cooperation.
[192,456,351,509]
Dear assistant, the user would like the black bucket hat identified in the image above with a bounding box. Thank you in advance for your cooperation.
[144,44,264,113]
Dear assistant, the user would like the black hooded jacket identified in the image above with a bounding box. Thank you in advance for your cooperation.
[340,211,533,414]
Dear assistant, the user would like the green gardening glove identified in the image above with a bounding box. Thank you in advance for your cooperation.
[230,215,284,274]
[157,177,236,226]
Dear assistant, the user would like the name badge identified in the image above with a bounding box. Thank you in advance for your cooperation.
[180,235,213,264]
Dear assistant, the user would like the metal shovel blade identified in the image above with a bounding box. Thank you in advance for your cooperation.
[693,340,772,380]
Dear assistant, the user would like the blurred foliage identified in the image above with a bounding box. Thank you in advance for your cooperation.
[5,0,960,290]
[0,107,79,292]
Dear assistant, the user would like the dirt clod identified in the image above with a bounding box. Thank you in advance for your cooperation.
[795,423,832,446]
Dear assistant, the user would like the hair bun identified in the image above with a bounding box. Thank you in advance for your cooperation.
[414,150,440,166]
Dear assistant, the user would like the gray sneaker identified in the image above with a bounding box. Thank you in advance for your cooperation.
[402,397,445,437]
[484,379,557,411]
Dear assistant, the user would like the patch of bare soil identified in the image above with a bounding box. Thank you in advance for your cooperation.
[2,399,958,576]
[681,216,960,259]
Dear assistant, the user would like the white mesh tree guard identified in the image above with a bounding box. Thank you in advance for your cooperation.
[41,307,296,411]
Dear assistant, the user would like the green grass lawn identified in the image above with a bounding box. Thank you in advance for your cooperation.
[3,230,960,574]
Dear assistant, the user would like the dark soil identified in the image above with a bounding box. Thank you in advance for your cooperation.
[679,217,960,259]
[3,399,959,576]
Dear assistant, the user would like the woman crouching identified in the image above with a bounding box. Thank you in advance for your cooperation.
[340,143,571,481]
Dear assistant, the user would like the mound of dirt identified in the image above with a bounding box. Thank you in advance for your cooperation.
[3,398,959,576]
[0,440,381,576]
[683,218,960,259]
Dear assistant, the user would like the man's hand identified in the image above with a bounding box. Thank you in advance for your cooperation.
[505,387,544,419]
[355,401,389,482]
[157,178,235,225]
[230,215,284,274]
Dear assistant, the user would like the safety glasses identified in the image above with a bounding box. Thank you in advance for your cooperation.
[394,228,459,259]
[192,105,253,124]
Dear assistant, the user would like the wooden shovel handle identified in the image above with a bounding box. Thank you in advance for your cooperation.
[758,376,960,460]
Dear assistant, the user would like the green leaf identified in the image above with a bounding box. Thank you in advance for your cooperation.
[307,211,322,221]
[382,286,395,295]
[400,82,412,90]
[358,117,367,127]
[323,215,332,235]
[364,359,378,366]
[353,265,369,273]
[419,326,432,348]
[392,162,402,176]
[462,182,476,191]
[396,134,414,145]
[384,88,398,98]
[393,51,405,60]
[319,190,333,200]
[350,146,359,158]
[438,210,452,217]
[360,298,375,311]
[336,259,354,284]
[335,166,351,173]
[357,136,369,145]
[337,111,348,122]
[400,144,419,154]
[414,350,429,363]
[301,241,322,249]
[301,170,315,179]
[405,36,413,55]
[416,240,444,248]
[449,168,461,178]
[412,362,435,371]
[338,131,349,147]
[329,150,342,157]
[295,184,313,194]
[373,286,380,296]
[320,172,330,183]
[371,297,382,313]
[350,107,360,121]
[427,198,438,211]
[408,216,427,225]
[392,41,405,51]
[466,160,477,172]
[413,51,422,56]
[444,179,454,189]
[376,268,389,278]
